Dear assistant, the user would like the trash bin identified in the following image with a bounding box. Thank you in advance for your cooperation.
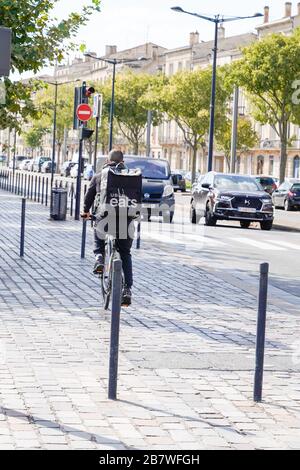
[50,188,68,221]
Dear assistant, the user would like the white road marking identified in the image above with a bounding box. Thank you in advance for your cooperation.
[267,240,300,250]
[232,237,286,251]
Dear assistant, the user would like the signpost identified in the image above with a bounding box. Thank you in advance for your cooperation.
[93,94,103,172]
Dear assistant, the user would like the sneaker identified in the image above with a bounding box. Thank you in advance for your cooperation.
[121,286,132,307]
[93,254,104,275]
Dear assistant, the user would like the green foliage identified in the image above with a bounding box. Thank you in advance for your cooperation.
[229,30,300,181]
[0,0,101,130]
[143,68,229,180]
[23,125,48,152]
[216,117,258,171]
[101,71,163,154]
[34,83,75,147]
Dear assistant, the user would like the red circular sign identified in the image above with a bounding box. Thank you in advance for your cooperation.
[76,103,93,122]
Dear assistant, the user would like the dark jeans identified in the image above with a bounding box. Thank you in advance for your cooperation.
[94,230,133,288]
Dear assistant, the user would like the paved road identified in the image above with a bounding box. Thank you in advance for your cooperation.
[141,193,300,301]
[0,189,300,449]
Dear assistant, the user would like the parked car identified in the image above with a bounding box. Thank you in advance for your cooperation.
[172,172,186,192]
[255,176,278,194]
[19,159,33,171]
[190,172,274,230]
[70,163,79,178]
[41,161,56,173]
[60,161,76,177]
[8,156,27,169]
[84,164,94,181]
[0,155,7,167]
[272,179,300,211]
[124,155,175,223]
[32,156,51,172]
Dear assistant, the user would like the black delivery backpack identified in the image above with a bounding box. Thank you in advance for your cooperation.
[98,166,142,220]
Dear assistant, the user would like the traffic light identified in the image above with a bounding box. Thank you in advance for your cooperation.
[73,82,96,129]
[85,86,95,99]
[80,128,94,140]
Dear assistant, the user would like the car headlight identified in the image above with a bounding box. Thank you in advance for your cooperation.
[217,196,233,202]
[261,198,273,204]
[163,185,174,198]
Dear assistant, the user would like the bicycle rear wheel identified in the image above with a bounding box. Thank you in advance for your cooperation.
[101,238,113,310]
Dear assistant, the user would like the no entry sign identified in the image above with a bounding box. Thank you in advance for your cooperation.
[76,103,93,122]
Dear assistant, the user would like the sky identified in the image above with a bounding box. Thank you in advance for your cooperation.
[56,0,289,55]
[14,0,292,79]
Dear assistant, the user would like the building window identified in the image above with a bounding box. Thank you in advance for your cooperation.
[294,155,300,178]
[257,156,264,175]
[236,156,241,173]
[177,62,183,72]
[269,155,274,175]
[168,63,174,75]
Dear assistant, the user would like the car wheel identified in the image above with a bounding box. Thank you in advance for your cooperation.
[260,220,273,231]
[205,204,217,227]
[240,221,251,229]
[190,202,201,225]
[284,199,292,211]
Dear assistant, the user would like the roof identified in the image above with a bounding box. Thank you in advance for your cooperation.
[193,33,257,60]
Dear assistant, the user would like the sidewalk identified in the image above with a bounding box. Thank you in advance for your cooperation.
[0,189,300,450]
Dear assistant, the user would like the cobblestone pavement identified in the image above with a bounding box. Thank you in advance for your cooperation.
[0,189,300,450]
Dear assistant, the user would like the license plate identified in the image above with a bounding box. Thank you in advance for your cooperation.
[238,207,256,213]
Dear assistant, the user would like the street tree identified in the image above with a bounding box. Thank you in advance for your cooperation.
[101,71,163,154]
[23,126,49,157]
[216,117,258,172]
[142,69,228,182]
[0,0,101,131]
[33,83,75,167]
[230,31,300,183]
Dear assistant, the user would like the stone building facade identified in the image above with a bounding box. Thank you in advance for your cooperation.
[1,2,300,179]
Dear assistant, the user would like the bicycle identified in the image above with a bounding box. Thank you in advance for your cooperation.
[100,233,124,311]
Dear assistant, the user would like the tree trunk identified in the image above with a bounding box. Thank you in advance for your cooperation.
[191,145,197,183]
[57,144,62,173]
[133,140,139,155]
[279,122,288,184]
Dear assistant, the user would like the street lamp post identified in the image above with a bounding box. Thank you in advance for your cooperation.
[84,54,148,152]
[40,78,80,212]
[171,7,263,172]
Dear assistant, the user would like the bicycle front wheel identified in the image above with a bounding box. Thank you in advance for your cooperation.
[101,238,113,310]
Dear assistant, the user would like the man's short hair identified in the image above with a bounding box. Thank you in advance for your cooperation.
[108,149,124,163]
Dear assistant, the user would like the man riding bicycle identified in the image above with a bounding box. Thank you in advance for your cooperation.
[81,150,135,307]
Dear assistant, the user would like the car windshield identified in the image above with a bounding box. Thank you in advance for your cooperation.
[292,184,300,191]
[257,177,274,185]
[124,158,170,180]
[214,175,262,192]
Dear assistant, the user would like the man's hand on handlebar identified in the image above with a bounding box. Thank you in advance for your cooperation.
[81,212,91,220]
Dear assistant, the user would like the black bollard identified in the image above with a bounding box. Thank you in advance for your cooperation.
[81,218,87,259]
[20,198,26,258]
[136,221,141,250]
[254,262,269,403]
[108,259,122,400]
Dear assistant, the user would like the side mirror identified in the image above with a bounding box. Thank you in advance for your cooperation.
[202,183,211,189]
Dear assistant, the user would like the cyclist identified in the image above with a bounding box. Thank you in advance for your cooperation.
[81,150,133,306]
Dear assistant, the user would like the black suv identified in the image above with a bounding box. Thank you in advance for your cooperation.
[190,172,274,230]
[124,155,175,223]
